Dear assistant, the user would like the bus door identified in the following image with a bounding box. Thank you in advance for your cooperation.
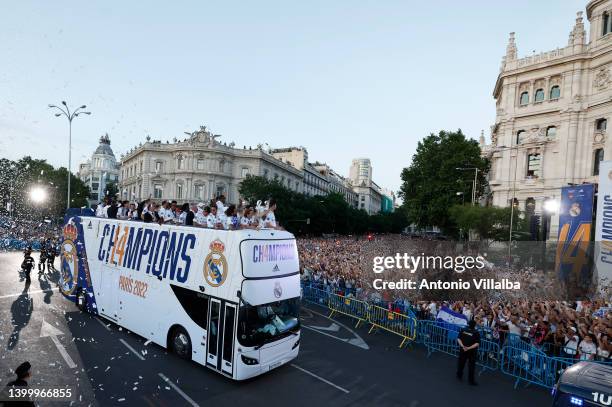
[221,303,236,375]
[99,265,118,321]
[207,299,221,368]
[207,300,237,376]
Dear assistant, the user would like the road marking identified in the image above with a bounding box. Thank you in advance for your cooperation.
[0,287,58,299]
[94,317,111,331]
[119,339,145,361]
[291,364,350,394]
[303,307,369,350]
[158,373,200,407]
[40,320,77,369]
[309,323,340,332]
[301,325,349,343]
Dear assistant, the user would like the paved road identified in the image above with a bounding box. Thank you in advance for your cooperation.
[0,251,551,407]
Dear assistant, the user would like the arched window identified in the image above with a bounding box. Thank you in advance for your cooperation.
[177,155,184,170]
[546,126,557,138]
[596,118,607,131]
[176,183,183,199]
[197,159,205,170]
[594,148,605,175]
[519,92,529,105]
[534,89,545,102]
[218,160,224,172]
[550,86,560,100]
[516,130,526,144]
[604,12,610,36]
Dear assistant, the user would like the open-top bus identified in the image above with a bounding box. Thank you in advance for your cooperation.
[59,215,301,380]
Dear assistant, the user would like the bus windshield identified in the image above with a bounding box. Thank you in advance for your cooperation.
[238,298,300,347]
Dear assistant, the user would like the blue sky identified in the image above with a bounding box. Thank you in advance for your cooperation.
[0,0,587,193]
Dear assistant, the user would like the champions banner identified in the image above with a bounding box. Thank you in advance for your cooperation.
[595,160,612,292]
[556,184,594,286]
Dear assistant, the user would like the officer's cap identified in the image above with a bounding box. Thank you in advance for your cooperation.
[15,361,31,378]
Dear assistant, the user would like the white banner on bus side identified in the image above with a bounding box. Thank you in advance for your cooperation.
[595,160,612,294]
[240,239,299,278]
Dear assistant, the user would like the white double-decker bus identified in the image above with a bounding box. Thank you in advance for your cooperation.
[59,215,301,380]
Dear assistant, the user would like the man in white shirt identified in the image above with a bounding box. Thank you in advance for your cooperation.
[507,317,522,336]
[159,201,174,223]
[216,195,226,214]
[195,203,207,227]
[578,335,596,360]
[564,327,579,357]
[263,199,279,229]
[95,199,107,217]
[206,206,218,229]
[428,301,437,318]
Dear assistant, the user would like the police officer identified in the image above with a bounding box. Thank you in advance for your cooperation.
[21,249,35,284]
[1,361,35,406]
[456,319,480,385]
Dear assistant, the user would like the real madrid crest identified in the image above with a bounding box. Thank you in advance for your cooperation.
[60,223,79,296]
[204,239,228,287]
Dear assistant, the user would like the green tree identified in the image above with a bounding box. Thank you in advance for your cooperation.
[0,156,90,221]
[448,204,530,241]
[105,181,119,199]
[399,130,488,233]
[238,175,409,236]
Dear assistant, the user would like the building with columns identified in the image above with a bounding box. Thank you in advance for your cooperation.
[482,0,612,236]
[77,134,120,205]
[118,126,303,203]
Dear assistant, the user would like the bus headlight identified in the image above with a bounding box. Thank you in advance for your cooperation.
[241,355,259,365]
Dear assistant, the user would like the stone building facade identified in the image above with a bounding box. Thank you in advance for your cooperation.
[119,127,303,203]
[349,158,383,214]
[482,0,612,235]
[77,134,120,205]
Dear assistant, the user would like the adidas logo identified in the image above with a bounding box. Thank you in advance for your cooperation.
[272,264,280,272]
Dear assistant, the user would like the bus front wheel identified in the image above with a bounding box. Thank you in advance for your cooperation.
[169,327,192,361]
[76,290,86,312]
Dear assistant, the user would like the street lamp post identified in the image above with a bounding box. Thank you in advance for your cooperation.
[456,167,479,205]
[490,143,519,256]
[49,101,91,210]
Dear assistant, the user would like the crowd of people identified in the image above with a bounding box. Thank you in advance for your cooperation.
[93,195,281,230]
[0,216,60,250]
[298,235,612,363]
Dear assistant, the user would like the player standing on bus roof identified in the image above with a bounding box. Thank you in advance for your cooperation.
[216,195,227,214]
[206,206,217,228]
[456,319,480,386]
[217,204,228,229]
[263,199,280,229]
[195,203,207,227]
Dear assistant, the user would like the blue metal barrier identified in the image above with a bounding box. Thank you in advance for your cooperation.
[501,345,572,389]
[421,321,500,373]
[299,282,611,391]
[0,239,41,251]
[301,283,330,307]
